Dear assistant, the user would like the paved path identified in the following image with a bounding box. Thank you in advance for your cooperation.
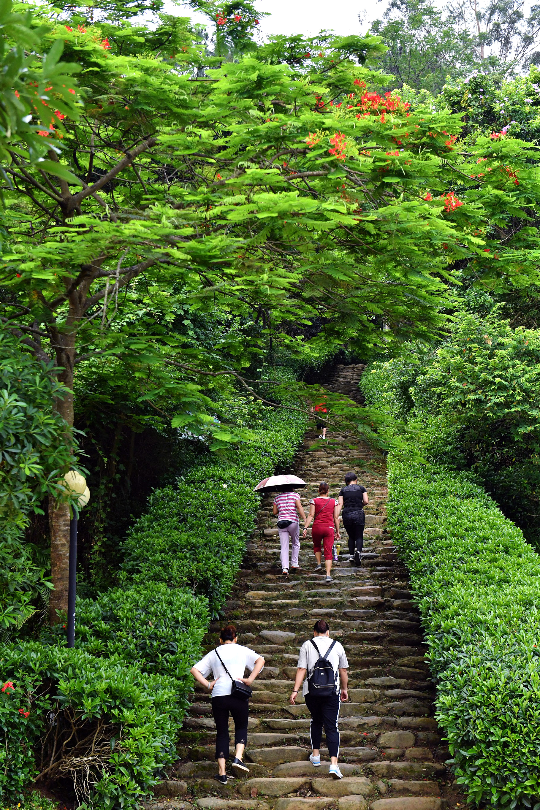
[150,364,466,810]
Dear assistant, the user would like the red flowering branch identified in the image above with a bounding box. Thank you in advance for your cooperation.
[328,132,347,161]
[442,192,464,212]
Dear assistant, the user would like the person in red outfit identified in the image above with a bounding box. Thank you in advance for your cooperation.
[313,398,328,439]
[303,482,340,583]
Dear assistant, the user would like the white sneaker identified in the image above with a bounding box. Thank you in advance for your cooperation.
[329,765,343,779]
[309,753,321,767]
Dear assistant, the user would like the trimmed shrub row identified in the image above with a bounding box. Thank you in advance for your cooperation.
[1,377,307,807]
[362,363,540,808]
[388,459,540,809]
[119,387,309,617]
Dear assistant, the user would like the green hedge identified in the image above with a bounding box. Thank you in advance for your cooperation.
[362,363,540,809]
[76,584,210,685]
[120,383,308,617]
[388,459,540,809]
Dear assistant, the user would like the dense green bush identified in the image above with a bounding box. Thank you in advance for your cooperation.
[0,327,75,529]
[363,312,540,544]
[121,375,308,617]
[0,643,181,808]
[75,584,209,685]
[388,458,540,809]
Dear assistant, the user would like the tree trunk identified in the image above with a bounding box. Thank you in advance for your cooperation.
[48,310,77,625]
[48,498,71,624]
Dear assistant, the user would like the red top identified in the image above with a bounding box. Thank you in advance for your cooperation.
[314,401,328,413]
[312,497,336,528]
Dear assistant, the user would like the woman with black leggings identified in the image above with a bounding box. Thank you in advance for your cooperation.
[336,471,368,566]
[191,625,264,783]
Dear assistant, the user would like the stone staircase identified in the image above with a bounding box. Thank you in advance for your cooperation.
[147,364,466,810]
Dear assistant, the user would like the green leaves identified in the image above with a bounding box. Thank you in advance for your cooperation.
[0,330,75,527]
[122,368,307,616]
[387,456,540,809]
[0,0,80,168]
[364,345,540,808]
[35,158,83,185]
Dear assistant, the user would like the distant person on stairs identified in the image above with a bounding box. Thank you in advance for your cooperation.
[191,624,265,784]
[336,471,368,567]
[312,397,328,440]
[273,486,306,575]
[303,481,340,583]
[289,619,349,779]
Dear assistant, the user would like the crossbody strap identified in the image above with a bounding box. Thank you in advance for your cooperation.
[214,647,234,682]
[314,499,334,521]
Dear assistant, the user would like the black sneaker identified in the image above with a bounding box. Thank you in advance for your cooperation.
[354,550,362,567]
[231,757,249,772]
[215,774,228,784]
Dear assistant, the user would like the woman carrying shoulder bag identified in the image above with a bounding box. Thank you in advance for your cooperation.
[303,482,340,583]
[191,625,265,784]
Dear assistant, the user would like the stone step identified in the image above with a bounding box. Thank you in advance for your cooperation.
[238,776,373,798]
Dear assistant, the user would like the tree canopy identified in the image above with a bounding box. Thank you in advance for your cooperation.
[1,0,540,618]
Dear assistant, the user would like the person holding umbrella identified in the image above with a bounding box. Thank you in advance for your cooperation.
[254,474,307,576]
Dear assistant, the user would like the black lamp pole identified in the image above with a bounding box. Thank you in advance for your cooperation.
[67,506,79,648]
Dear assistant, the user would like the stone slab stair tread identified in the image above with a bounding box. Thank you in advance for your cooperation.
[153,365,467,810]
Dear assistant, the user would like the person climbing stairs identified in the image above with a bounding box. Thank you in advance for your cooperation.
[147,364,466,810]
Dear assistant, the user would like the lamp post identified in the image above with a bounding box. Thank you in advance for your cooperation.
[63,471,90,648]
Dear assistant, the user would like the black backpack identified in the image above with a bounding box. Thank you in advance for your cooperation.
[307,639,337,696]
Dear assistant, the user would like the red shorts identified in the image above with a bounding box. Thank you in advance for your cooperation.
[312,524,334,561]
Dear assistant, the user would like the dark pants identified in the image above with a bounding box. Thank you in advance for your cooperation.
[211,694,249,760]
[305,691,340,758]
[343,511,365,557]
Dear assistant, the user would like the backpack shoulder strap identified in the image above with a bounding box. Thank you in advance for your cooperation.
[321,639,337,660]
[309,639,320,656]
[214,647,233,682]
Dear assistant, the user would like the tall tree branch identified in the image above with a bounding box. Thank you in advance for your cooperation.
[67,136,158,214]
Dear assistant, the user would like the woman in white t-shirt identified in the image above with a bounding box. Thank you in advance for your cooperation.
[191,624,265,784]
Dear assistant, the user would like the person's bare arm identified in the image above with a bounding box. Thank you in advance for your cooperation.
[339,667,348,701]
[191,666,216,692]
[334,503,340,536]
[303,503,315,534]
[290,667,307,704]
[296,499,306,522]
[241,656,265,686]
[363,492,368,506]
[273,502,278,516]
[336,495,343,519]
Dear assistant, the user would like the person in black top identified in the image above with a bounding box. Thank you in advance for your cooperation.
[336,472,368,566]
